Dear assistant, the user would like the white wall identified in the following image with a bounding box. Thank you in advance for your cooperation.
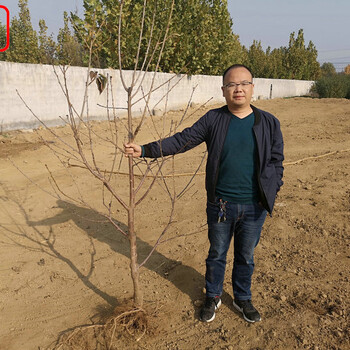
[0,61,314,131]
[252,77,314,99]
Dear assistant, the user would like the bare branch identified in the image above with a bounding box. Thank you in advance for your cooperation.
[131,0,148,88]
[138,197,175,268]
[134,1,157,85]
[159,224,207,244]
[135,162,165,206]
[8,158,60,200]
[15,90,79,155]
[177,151,207,199]
[118,1,128,92]
[131,0,175,141]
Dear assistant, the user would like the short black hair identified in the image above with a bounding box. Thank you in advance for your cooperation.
[222,64,253,83]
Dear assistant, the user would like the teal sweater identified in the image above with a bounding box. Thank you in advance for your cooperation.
[215,112,259,203]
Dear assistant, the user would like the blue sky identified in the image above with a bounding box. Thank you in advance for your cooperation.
[228,0,350,72]
[1,0,349,71]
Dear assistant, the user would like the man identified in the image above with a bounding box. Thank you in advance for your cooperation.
[124,64,284,323]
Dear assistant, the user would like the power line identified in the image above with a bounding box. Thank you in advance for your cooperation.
[322,56,350,61]
[318,48,350,52]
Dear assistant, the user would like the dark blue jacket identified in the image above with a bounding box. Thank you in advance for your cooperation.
[143,105,284,214]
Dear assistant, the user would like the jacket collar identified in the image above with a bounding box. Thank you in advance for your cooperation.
[223,104,261,126]
[250,105,261,126]
[251,105,261,126]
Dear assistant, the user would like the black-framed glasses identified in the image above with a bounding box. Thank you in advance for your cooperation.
[223,81,253,89]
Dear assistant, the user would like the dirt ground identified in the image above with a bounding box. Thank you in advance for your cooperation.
[0,97,349,350]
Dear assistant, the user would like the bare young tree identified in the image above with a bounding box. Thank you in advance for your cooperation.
[15,0,208,313]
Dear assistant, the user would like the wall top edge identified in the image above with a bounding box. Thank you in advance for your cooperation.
[0,61,314,83]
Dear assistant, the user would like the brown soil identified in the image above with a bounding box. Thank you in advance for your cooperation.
[0,97,349,350]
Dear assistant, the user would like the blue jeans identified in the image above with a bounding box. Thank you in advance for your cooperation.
[205,199,267,300]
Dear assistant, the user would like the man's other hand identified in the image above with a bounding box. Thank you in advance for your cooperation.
[124,143,142,157]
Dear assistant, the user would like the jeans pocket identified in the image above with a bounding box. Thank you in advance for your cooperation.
[255,201,267,212]
[253,202,268,221]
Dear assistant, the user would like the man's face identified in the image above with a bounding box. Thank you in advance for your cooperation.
[221,67,254,110]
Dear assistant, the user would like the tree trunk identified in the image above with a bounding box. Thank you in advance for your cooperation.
[128,172,143,307]
[127,88,143,308]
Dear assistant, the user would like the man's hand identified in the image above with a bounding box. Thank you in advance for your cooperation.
[124,143,142,157]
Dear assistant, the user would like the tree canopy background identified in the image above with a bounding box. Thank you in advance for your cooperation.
[0,0,321,80]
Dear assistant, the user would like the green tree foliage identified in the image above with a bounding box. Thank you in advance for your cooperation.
[244,40,267,78]
[284,29,307,79]
[5,0,40,63]
[267,47,288,79]
[38,19,57,64]
[243,29,320,80]
[320,62,337,76]
[284,29,320,80]
[72,0,243,75]
[314,74,350,98]
[56,11,83,66]
[304,41,321,80]
[160,0,244,74]
[0,20,7,60]
[206,0,245,75]
[71,0,171,69]
[1,1,82,66]
[1,0,322,82]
